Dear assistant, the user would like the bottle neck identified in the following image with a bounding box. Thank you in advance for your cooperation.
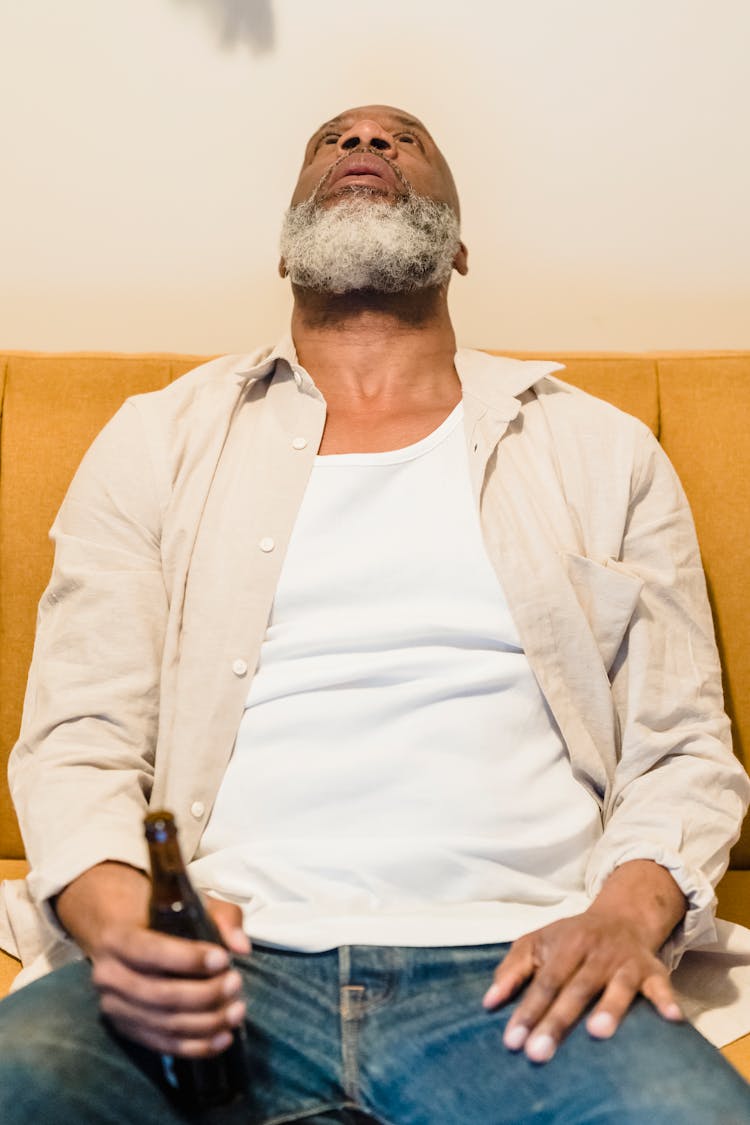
[147,834,196,906]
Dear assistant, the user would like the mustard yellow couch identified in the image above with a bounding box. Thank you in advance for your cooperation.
[1,350,748,1079]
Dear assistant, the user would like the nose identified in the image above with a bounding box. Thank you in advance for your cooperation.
[337,119,397,156]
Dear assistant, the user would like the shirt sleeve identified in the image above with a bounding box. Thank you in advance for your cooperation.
[8,400,167,929]
[584,427,750,967]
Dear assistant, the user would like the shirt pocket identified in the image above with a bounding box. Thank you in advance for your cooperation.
[562,552,643,672]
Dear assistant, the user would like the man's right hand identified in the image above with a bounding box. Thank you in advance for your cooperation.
[54,861,249,1058]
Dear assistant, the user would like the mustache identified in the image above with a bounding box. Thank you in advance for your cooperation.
[311,150,412,203]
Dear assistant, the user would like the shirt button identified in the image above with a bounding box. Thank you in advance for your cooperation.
[259,537,275,553]
[190,801,205,819]
[292,436,307,450]
[232,658,248,676]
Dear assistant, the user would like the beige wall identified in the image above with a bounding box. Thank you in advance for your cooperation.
[1,0,748,353]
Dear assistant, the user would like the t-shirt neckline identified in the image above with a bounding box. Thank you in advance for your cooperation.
[315,401,464,467]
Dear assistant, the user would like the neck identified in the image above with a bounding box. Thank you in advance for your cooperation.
[290,285,460,409]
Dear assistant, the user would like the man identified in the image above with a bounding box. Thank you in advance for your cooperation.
[1,104,749,1123]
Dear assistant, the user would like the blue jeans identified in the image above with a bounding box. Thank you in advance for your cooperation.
[0,942,748,1124]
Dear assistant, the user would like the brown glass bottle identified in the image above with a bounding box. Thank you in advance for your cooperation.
[144,810,247,1110]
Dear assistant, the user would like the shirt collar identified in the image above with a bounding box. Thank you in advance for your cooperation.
[455,348,565,419]
[233,335,565,412]
[233,333,320,398]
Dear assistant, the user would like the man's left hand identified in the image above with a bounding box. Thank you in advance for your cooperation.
[482,860,687,1063]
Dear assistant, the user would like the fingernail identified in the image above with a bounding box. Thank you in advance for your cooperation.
[205,948,230,972]
[482,983,503,1009]
[223,970,242,997]
[226,1001,246,1026]
[664,1002,683,1021]
[504,1024,528,1051]
[526,1034,556,1063]
[587,1011,616,1038]
[212,1031,233,1051]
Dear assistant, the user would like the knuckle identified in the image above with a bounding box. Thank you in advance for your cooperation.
[141,973,228,1015]
[192,1041,221,1059]
[186,977,229,1012]
[140,1031,174,1054]
[161,1012,192,1037]
[587,935,624,963]
[101,924,143,960]
[541,1012,569,1039]
[613,959,645,988]
[515,993,551,1023]
[90,959,111,989]
[97,926,122,955]
[166,1007,230,1039]
[568,929,592,957]
[493,963,517,988]
[648,959,669,981]
[177,1035,230,1060]
[495,948,524,978]
[532,974,561,1000]
[644,972,673,1000]
[200,1008,231,1036]
[147,977,178,1008]
[153,977,198,1010]
[211,974,238,1007]
[650,969,672,991]
[508,935,532,957]
[566,976,599,1004]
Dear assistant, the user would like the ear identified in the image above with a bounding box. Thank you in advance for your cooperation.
[453,241,469,276]
[278,256,288,278]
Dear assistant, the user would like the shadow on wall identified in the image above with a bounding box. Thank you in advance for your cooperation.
[175,0,274,53]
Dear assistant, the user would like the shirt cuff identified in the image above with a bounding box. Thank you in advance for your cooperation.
[586,844,719,970]
[26,838,150,942]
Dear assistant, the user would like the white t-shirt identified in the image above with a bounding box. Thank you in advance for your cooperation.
[190,403,603,949]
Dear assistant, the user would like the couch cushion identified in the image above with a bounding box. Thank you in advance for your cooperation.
[657,355,750,866]
[723,1034,750,1082]
[716,870,750,929]
[0,950,20,997]
[0,355,178,856]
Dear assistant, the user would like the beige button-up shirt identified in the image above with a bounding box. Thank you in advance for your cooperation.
[3,339,749,1040]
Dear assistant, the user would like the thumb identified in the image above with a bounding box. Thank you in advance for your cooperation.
[205,896,251,955]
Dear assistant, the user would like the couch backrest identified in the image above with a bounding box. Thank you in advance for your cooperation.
[1,351,748,864]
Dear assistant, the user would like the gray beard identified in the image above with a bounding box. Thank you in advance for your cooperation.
[279,191,461,294]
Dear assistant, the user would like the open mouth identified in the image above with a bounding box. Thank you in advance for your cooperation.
[325,154,403,195]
